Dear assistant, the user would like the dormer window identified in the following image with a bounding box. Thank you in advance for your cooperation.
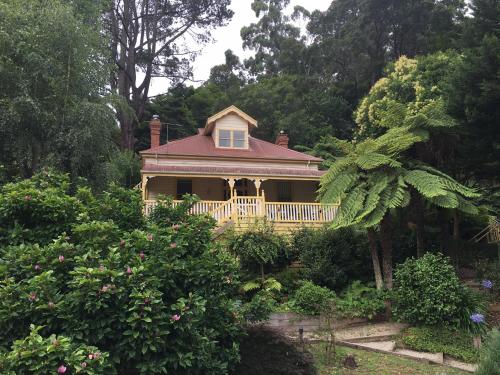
[218,129,247,148]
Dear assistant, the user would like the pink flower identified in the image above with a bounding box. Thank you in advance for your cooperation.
[147,234,153,241]
[100,284,110,293]
[57,365,67,373]
[81,362,87,368]
[93,352,101,359]
[172,224,180,230]
[139,251,145,260]
[88,353,94,360]
[34,264,41,271]
[170,242,177,249]
[126,266,132,275]
[24,195,32,201]
[58,255,65,262]
[28,292,37,301]
[171,314,181,322]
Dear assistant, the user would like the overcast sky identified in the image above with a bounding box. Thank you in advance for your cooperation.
[149,0,332,96]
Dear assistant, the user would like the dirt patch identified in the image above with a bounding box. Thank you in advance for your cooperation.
[233,325,317,375]
[487,310,500,327]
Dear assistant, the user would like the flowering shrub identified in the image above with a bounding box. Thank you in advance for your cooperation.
[0,174,243,374]
[393,252,486,328]
[289,281,336,315]
[0,325,112,374]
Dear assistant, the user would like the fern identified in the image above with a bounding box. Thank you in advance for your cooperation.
[320,167,359,203]
[355,152,401,170]
[430,193,459,208]
[404,170,447,198]
[353,175,389,223]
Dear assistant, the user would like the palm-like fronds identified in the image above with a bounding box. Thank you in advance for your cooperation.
[320,126,479,229]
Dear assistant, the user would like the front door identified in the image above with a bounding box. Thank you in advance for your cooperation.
[223,179,250,200]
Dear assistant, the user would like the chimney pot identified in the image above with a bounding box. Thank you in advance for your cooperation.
[150,115,161,148]
[275,130,289,148]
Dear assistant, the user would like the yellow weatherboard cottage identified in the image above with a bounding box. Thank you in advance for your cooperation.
[139,105,338,232]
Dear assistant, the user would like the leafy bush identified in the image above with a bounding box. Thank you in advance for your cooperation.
[273,268,303,296]
[289,281,336,315]
[476,329,500,375]
[242,291,277,322]
[228,221,287,277]
[0,187,242,374]
[399,326,479,363]
[148,194,202,226]
[292,227,372,291]
[0,325,112,374]
[393,252,486,328]
[93,183,145,231]
[336,281,385,320]
[0,170,83,245]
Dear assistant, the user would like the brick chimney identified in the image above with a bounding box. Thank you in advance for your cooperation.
[275,130,289,148]
[150,115,161,148]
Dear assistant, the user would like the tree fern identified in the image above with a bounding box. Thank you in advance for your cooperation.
[403,170,447,198]
[355,152,401,170]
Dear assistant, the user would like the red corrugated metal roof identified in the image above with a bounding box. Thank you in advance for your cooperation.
[140,129,322,162]
[142,164,326,178]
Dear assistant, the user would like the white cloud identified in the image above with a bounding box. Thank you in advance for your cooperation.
[149,0,331,96]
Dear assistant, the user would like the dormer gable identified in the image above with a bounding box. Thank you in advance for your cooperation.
[204,105,257,150]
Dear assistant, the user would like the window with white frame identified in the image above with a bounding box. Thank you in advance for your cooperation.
[217,129,246,148]
[233,130,245,148]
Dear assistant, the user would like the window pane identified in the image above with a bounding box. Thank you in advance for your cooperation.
[277,181,292,202]
[233,139,245,148]
[219,138,231,147]
[233,130,245,148]
[176,180,192,199]
[219,129,231,147]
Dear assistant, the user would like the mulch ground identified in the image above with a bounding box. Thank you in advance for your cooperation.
[233,325,317,375]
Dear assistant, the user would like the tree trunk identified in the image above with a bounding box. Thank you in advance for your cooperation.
[380,214,394,319]
[452,210,460,269]
[380,214,394,290]
[413,194,425,258]
[438,209,451,256]
[367,229,383,290]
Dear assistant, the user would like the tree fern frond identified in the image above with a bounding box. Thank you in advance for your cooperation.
[353,175,389,222]
[332,184,367,228]
[417,165,480,198]
[320,157,354,187]
[456,195,479,215]
[375,127,427,155]
[404,170,447,198]
[387,176,408,208]
[355,152,402,170]
[429,193,459,209]
[319,167,359,203]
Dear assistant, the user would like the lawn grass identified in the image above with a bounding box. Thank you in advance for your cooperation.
[310,344,469,375]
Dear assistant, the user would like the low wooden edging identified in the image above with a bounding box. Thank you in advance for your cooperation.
[264,312,368,335]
